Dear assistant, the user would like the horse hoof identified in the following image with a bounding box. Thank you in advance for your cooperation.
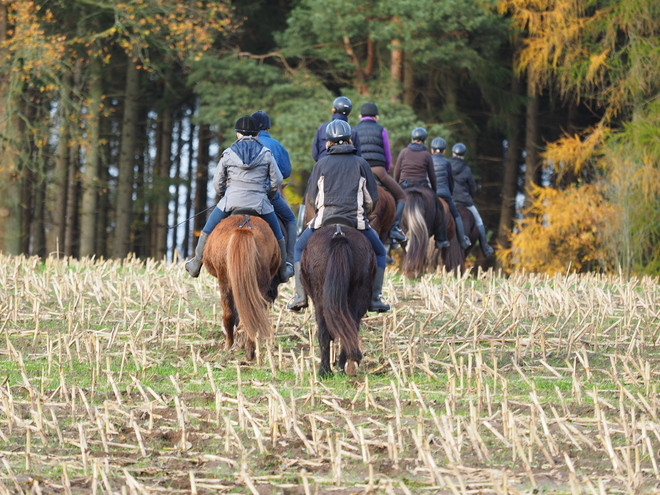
[344,360,359,377]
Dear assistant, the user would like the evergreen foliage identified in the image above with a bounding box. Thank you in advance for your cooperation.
[1,0,659,274]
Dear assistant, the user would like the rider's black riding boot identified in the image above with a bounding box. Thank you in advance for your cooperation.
[278,238,294,281]
[369,266,391,313]
[454,215,471,250]
[286,262,308,311]
[434,222,450,249]
[185,232,208,278]
[477,224,494,257]
[284,222,297,278]
[389,201,408,243]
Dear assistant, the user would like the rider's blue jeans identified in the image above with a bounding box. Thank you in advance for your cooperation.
[202,207,284,240]
[294,226,387,268]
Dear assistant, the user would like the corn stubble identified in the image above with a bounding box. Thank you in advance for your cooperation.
[0,254,658,493]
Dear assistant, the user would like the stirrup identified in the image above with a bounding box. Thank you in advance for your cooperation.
[435,240,450,249]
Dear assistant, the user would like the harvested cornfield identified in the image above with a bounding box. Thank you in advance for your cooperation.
[0,254,659,493]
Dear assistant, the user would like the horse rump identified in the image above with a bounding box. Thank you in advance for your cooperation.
[301,226,374,377]
[203,215,280,357]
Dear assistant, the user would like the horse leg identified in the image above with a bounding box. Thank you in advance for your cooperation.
[316,310,333,379]
[244,338,256,361]
[343,310,363,376]
[221,286,236,351]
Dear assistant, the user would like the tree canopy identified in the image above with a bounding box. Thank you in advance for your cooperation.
[1,0,658,275]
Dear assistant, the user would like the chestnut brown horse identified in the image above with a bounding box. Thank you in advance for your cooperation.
[203,214,280,360]
[400,186,449,278]
[303,185,395,244]
[301,222,374,378]
[443,205,478,274]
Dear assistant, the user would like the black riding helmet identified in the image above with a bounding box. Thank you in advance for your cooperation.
[431,137,447,151]
[234,115,259,136]
[333,96,353,116]
[326,119,352,143]
[360,101,378,117]
[452,142,467,156]
[411,127,428,142]
[251,110,271,130]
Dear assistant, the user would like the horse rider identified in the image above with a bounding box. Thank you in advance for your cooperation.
[449,143,494,257]
[251,110,296,281]
[353,102,407,244]
[312,96,361,161]
[393,127,450,249]
[430,137,471,250]
[288,119,390,313]
[185,116,290,279]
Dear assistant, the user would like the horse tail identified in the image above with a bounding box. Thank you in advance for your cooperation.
[226,229,271,341]
[402,189,429,278]
[322,236,360,360]
[444,235,465,274]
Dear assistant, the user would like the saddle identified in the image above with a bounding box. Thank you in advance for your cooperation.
[321,214,356,228]
[400,178,431,189]
[231,208,260,217]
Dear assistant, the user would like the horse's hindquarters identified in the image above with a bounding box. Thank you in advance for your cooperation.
[301,226,374,377]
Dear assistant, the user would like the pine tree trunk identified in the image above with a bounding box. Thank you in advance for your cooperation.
[193,124,211,250]
[64,61,84,258]
[497,75,522,254]
[390,38,403,102]
[50,77,71,256]
[20,166,34,255]
[80,62,103,257]
[183,117,196,259]
[32,174,46,258]
[113,57,140,259]
[170,117,184,258]
[0,96,24,255]
[523,77,540,210]
[64,145,80,257]
[403,52,415,106]
[95,113,112,257]
[154,110,172,260]
[134,106,149,258]
[20,94,38,254]
[390,18,403,103]
[0,2,22,254]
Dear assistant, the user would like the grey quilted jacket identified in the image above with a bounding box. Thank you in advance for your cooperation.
[214,137,282,214]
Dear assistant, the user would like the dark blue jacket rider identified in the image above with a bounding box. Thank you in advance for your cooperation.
[312,114,361,161]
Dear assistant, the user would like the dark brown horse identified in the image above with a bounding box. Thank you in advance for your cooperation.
[300,222,374,378]
[425,197,458,272]
[400,187,449,278]
[443,205,478,274]
[203,215,280,360]
[303,185,395,243]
